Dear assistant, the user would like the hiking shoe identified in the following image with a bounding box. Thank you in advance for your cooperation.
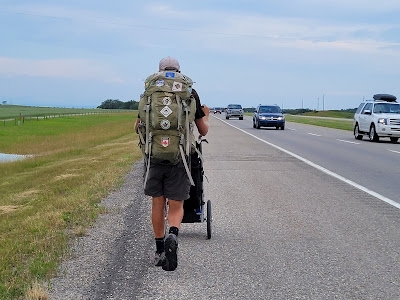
[154,251,166,267]
[162,234,178,271]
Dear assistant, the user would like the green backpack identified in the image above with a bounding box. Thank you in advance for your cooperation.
[138,71,196,186]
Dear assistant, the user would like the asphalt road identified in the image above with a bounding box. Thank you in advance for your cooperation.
[217,114,400,203]
[49,115,400,299]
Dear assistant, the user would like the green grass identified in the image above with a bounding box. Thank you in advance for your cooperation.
[301,110,354,119]
[245,110,354,131]
[285,115,353,131]
[0,105,123,120]
[0,112,142,299]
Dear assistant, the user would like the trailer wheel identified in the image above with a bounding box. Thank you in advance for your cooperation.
[207,200,212,239]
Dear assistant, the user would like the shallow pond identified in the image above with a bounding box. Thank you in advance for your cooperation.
[0,153,31,163]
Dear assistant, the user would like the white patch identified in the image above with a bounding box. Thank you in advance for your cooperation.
[160,119,171,130]
[162,97,172,106]
[172,82,182,91]
[155,79,165,87]
[161,137,170,147]
[160,106,173,118]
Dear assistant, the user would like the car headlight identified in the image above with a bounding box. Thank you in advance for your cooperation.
[260,116,267,120]
[277,117,284,120]
[378,118,388,125]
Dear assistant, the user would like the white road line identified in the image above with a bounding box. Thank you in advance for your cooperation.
[216,118,400,210]
[308,133,322,136]
[336,139,360,145]
[388,149,400,154]
[288,128,297,131]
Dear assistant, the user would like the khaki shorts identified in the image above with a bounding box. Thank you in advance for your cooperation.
[144,161,190,201]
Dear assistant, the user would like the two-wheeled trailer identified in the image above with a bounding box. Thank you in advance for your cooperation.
[181,136,212,239]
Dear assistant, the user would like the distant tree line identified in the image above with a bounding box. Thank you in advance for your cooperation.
[97,99,139,110]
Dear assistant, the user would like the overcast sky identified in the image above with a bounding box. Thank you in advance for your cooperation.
[1,1,400,109]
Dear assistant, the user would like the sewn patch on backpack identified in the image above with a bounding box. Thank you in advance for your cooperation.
[160,119,170,130]
[160,106,173,118]
[155,80,165,87]
[161,137,170,147]
[162,97,172,106]
[172,82,182,91]
[165,72,175,78]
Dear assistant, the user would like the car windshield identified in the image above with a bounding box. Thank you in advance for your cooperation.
[259,106,281,113]
[228,105,242,109]
[373,103,400,114]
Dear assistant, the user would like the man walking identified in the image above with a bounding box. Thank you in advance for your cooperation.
[136,57,209,271]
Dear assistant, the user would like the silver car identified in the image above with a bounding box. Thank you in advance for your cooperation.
[225,104,243,120]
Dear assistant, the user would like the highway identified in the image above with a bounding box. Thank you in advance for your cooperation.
[49,115,400,299]
[214,114,400,204]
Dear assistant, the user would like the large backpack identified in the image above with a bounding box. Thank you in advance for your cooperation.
[138,71,196,186]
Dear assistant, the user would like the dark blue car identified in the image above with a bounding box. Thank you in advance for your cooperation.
[253,105,285,130]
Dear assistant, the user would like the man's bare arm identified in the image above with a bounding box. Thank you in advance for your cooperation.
[195,104,210,136]
[135,117,140,133]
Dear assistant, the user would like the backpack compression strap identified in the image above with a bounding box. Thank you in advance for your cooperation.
[179,144,195,186]
[143,132,153,189]
[144,96,151,155]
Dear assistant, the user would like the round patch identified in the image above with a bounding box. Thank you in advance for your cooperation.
[155,79,165,87]
[162,97,172,106]
[160,119,171,130]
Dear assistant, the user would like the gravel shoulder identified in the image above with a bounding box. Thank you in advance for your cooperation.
[48,160,152,299]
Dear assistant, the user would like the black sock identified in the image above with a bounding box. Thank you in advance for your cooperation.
[155,237,164,253]
[169,226,179,236]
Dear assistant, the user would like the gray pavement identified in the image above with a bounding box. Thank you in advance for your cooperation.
[49,116,400,299]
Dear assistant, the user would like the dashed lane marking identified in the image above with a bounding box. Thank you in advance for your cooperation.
[216,118,400,210]
[336,139,360,145]
[388,149,400,155]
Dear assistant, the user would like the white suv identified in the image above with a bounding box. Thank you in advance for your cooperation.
[353,94,400,142]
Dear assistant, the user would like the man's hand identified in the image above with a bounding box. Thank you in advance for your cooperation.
[201,104,210,117]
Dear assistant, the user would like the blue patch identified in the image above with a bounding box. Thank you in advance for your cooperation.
[165,72,175,78]
[187,87,192,94]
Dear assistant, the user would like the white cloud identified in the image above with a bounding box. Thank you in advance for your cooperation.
[140,4,400,57]
[0,57,123,83]
[301,0,400,11]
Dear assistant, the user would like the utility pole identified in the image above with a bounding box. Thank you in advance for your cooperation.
[323,94,325,111]
[317,97,319,111]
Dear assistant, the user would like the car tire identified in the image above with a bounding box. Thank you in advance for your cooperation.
[354,123,363,140]
[256,120,260,129]
[390,137,399,143]
[239,117,243,120]
[281,125,285,130]
[226,116,229,120]
[369,124,379,142]
[253,120,256,128]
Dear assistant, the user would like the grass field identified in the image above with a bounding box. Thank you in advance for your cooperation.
[245,110,354,131]
[0,111,141,299]
[0,105,119,120]
[301,110,354,119]
[284,115,353,131]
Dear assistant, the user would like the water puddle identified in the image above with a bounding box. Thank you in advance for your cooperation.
[0,153,32,163]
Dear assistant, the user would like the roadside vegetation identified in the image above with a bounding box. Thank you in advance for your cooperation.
[0,105,113,120]
[284,115,353,131]
[0,111,141,299]
[300,110,354,119]
[245,110,354,131]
